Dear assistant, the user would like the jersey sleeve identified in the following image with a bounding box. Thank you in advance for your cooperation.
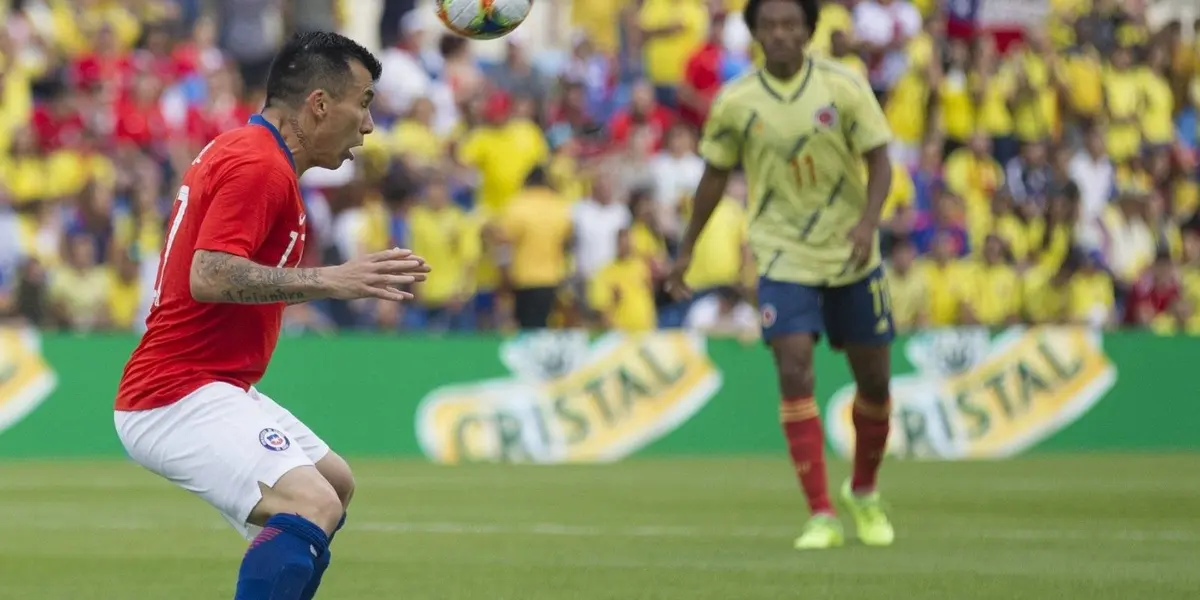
[194,159,291,259]
[840,71,893,154]
[698,90,743,170]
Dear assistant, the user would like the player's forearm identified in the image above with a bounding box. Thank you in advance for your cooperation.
[861,147,892,227]
[190,250,332,305]
[680,165,731,254]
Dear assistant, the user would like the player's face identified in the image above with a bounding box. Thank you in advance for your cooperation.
[313,60,377,169]
[754,0,810,65]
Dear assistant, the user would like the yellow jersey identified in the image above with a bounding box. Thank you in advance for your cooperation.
[1139,68,1175,146]
[408,204,482,306]
[699,58,893,287]
[638,0,708,86]
[965,263,1022,326]
[885,265,929,331]
[500,187,573,289]
[1067,270,1115,325]
[921,260,972,326]
[588,258,657,332]
[458,120,549,215]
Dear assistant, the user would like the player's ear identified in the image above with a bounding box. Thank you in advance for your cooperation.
[308,89,329,118]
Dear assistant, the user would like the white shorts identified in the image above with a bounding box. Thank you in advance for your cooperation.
[114,382,331,540]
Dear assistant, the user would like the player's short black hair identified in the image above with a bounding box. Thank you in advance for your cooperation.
[265,31,383,108]
[743,0,820,34]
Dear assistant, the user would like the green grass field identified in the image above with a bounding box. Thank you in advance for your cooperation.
[1,455,1197,599]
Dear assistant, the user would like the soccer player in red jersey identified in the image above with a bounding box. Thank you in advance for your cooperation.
[113,32,429,600]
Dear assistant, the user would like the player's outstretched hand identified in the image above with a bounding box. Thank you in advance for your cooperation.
[664,254,693,301]
[327,248,432,302]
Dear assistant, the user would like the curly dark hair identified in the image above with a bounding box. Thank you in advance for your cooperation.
[743,0,821,34]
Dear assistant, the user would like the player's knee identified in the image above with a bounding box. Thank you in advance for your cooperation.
[856,378,890,404]
[316,453,355,509]
[260,468,345,533]
[775,355,815,398]
[287,485,344,534]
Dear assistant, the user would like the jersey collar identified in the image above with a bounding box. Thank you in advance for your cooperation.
[757,57,814,103]
[248,114,296,171]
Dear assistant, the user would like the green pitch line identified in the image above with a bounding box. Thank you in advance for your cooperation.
[0,455,1197,600]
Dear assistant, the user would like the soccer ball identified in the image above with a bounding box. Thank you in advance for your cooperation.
[436,0,532,40]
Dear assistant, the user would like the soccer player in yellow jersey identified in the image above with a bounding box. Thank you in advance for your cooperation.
[666,0,896,551]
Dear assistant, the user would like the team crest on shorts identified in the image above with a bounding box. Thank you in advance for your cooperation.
[814,105,839,129]
[258,428,290,452]
[761,304,778,328]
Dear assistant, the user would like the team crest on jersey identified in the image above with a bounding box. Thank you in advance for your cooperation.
[814,105,839,129]
[258,428,290,452]
[761,304,778,328]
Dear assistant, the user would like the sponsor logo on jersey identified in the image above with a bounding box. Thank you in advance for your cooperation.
[258,428,291,451]
[415,331,723,464]
[0,328,58,438]
[825,327,1116,460]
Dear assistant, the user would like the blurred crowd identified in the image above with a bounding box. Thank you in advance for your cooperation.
[0,0,1199,339]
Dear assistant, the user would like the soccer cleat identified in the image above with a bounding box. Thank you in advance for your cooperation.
[839,479,895,547]
[793,514,844,550]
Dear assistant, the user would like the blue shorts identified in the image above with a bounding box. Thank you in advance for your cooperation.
[757,266,895,348]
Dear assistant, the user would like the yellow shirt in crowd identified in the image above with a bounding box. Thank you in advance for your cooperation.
[921,260,973,326]
[500,187,573,289]
[964,263,1022,326]
[589,258,657,332]
[409,204,482,306]
[885,266,929,331]
[459,120,549,215]
[639,0,708,86]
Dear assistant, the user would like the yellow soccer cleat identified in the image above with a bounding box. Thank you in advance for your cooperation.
[839,479,895,547]
[793,514,845,550]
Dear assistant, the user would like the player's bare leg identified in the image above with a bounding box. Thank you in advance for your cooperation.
[770,333,843,550]
[297,452,356,599]
[314,451,356,509]
[839,343,895,546]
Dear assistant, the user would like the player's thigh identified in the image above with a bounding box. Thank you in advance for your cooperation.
[113,382,318,539]
[823,266,895,400]
[758,277,822,398]
[251,388,353,507]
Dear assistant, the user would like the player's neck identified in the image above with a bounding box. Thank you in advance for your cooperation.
[258,107,313,175]
[763,55,808,81]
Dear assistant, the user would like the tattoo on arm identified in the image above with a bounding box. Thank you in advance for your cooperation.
[193,251,327,305]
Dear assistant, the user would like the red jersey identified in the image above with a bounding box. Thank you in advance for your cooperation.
[115,116,307,411]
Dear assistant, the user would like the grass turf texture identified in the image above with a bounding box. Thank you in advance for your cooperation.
[0,455,1197,599]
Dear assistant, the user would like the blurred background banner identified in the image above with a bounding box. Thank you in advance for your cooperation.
[0,326,1197,462]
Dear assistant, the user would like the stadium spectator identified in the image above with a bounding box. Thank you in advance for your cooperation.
[588,228,656,331]
[500,167,572,330]
[0,0,1197,336]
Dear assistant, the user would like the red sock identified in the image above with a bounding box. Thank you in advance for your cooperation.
[851,395,891,494]
[780,397,833,515]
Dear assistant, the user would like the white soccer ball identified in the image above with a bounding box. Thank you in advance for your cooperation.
[435,0,532,40]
